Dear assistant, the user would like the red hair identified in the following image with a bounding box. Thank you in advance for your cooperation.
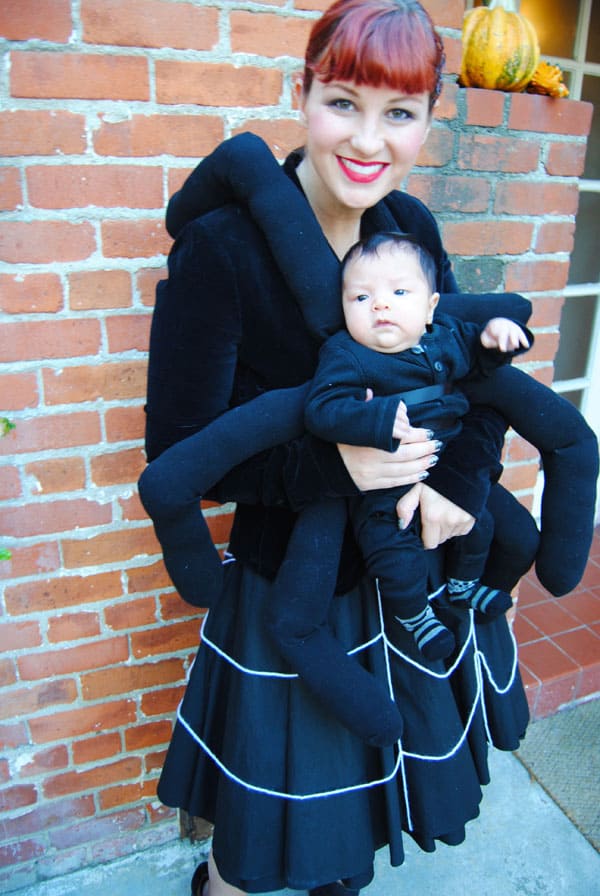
[303,0,444,109]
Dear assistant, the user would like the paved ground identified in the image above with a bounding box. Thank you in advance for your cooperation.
[13,715,600,896]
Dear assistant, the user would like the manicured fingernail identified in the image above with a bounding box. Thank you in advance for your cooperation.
[434,440,444,451]
[429,454,439,467]
[419,471,429,480]
[398,518,407,530]
[426,430,435,440]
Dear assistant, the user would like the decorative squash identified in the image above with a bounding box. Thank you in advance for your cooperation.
[459,0,540,93]
[527,60,569,98]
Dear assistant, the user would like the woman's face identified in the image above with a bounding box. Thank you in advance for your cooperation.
[298,78,432,220]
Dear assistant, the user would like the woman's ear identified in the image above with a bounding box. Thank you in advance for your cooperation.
[293,72,306,119]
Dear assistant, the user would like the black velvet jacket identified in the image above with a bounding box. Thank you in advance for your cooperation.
[144,134,532,590]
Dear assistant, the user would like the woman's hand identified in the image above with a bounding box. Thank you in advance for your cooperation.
[396,483,475,550]
[337,429,437,492]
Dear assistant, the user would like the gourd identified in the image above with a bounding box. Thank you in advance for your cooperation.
[527,60,569,98]
[459,0,540,93]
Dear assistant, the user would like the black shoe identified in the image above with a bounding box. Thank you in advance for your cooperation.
[191,861,209,896]
[310,883,360,896]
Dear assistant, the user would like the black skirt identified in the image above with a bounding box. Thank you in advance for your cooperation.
[157,559,529,893]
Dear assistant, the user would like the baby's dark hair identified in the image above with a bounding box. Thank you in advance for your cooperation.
[341,232,437,293]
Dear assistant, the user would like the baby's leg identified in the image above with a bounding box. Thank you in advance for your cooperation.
[352,497,455,662]
[266,497,404,748]
[445,509,512,617]
[138,384,309,608]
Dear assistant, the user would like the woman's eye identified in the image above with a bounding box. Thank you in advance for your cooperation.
[330,98,354,112]
[388,108,412,122]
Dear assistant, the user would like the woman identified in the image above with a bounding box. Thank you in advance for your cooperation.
[145,2,538,893]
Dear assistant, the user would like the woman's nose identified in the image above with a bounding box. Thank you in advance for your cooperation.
[350,119,384,156]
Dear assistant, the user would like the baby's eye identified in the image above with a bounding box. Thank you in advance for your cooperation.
[356,294,369,303]
[394,288,407,296]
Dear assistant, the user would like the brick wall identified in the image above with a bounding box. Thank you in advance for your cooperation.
[0,0,592,889]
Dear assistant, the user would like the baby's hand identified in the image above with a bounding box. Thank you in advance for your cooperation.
[392,399,411,442]
[480,318,529,353]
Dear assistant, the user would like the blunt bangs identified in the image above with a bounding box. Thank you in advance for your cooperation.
[305,0,444,108]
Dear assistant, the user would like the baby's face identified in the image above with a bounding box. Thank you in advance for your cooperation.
[342,245,439,354]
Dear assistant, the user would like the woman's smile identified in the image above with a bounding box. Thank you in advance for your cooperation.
[337,156,389,184]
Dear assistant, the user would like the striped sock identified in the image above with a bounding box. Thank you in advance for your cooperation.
[398,605,455,661]
[447,578,512,618]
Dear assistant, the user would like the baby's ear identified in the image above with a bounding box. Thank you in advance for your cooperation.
[428,291,440,323]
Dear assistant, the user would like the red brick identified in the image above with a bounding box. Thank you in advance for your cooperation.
[415,127,455,168]
[48,806,145,849]
[160,592,201,621]
[105,405,146,443]
[101,219,170,259]
[530,294,565,329]
[4,571,122,616]
[232,120,308,160]
[458,134,540,173]
[69,269,132,311]
[29,699,136,745]
[424,0,464,28]
[0,110,86,155]
[136,266,163,307]
[0,318,100,363]
[130,619,200,658]
[105,313,152,353]
[508,95,594,137]
[0,659,17,688]
[98,779,156,810]
[443,220,534,256]
[0,168,21,211]
[505,260,570,293]
[13,746,70,778]
[124,719,172,751]
[499,462,539,493]
[10,51,149,101]
[0,412,101,456]
[206,510,234,547]
[435,81,459,122]
[408,173,491,213]
[0,784,38,812]
[27,165,162,210]
[0,838,44,867]
[25,457,87,494]
[81,0,218,50]
[18,636,129,681]
[44,756,142,799]
[0,0,71,40]
[72,732,122,765]
[0,620,42,652]
[442,35,462,76]
[0,465,20,500]
[47,612,102,644]
[0,541,60,580]
[140,685,184,717]
[104,597,157,632]
[0,722,29,749]
[0,372,38,411]
[43,361,147,404]
[0,221,96,263]
[523,331,560,364]
[0,497,111,538]
[535,221,575,255]
[126,559,172,594]
[90,447,147,486]
[62,525,158,569]
[155,60,282,106]
[0,679,78,723]
[231,10,313,58]
[0,273,63,314]
[82,657,183,700]
[464,88,506,127]
[495,181,579,216]
[94,113,224,157]
[545,141,588,177]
